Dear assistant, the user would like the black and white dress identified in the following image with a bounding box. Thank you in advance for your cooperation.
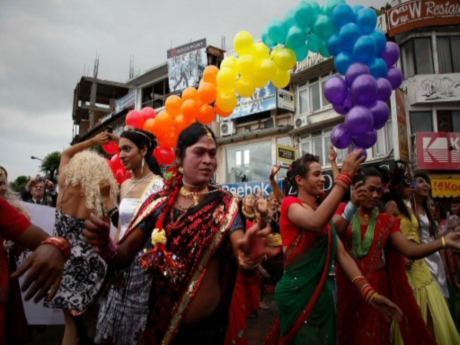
[45,210,107,313]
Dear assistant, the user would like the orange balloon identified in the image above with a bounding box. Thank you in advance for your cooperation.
[173,114,188,133]
[181,99,199,122]
[198,81,217,104]
[158,130,179,149]
[165,95,183,117]
[197,104,216,125]
[143,118,156,133]
[215,105,233,118]
[182,87,199,102]
[202,65,219,85]
[153,110,174,137]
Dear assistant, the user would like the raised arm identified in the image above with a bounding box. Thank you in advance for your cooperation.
[333,181,367,235]
[269,165,284,202]
[328,146,340,180]
[59,132,112,179]
[288,150,364,232]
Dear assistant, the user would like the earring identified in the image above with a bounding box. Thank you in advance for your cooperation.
[178,167,184,174]
[141,159,145,174]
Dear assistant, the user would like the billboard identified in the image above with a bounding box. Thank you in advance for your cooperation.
[416,132,460,170]
[167,39,207,92]
[231,82,277,119]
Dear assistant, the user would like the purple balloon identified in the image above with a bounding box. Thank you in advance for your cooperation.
[381,41,400,67]
[376,78,392,101]
[331,124,352,149]
[333,94,353,115]
[346,106,374,136]
[387,67,403,89]
[353,130,377,149]
[345,63,370,87]
[351,74,377,107]
[324,76,348,105]
[370,100,390,129]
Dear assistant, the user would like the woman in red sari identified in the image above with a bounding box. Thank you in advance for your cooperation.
[268,152,402,345]
[334,166,460,345]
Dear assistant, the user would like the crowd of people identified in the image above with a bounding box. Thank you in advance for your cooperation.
[1,123,460,345]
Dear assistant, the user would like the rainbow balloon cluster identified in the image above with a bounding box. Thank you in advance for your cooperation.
[123,0,403,166]
[325,3,403,150]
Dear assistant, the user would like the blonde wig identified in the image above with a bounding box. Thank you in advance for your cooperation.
[63,150,118,217]
[0,169,29,216]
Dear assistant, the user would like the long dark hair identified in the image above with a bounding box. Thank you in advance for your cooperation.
[120,129,162,177]
[413,171,437,237]
[283,153,319,195]
[388,163,412,220]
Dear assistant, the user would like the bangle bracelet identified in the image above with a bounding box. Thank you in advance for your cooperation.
[441,236,446,249]
[343,201,358,222]
[41,237,71,260]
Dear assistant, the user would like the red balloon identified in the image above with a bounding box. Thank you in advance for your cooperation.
[141,107,157,121]
[102,141,119,155]
[109,153,122,173]
[153,147,176,165]
[125,110,145,129]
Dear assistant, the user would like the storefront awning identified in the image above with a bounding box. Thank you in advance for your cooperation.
[431,176,460,198]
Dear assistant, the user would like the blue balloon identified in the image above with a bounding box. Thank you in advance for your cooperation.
[284,9,297,30]
[369,58,389,78]
[331,3,355,29]
[335,52,352,75]
[294,2,316,28]
[356,8,377,34]
[267,20,287,44]
[319,42,331,58]
[294,44,309,61]
[371,31,386,56]
[286,26,307,50]
[324,0,346,16]
[327,34,342,56]
[339,23,362,53]
[314,14,335,41]
[353,35,377,64]
[262,31,276,48]
[307,34,321,53]
[353,4,365,15]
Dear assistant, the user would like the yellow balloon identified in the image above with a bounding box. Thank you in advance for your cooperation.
[272,68,291,89]
[216,67,237,92]
[221,56,239,72]
[271,47,297,70]
[236,76,256,98]
[253,72,269,89]
[237,55,256,77]
[234,31,254,56]
[253,42,270,60]
[257,58,277,81]
[216,91,238,113]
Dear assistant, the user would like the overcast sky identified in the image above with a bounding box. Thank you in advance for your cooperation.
[0,0,386,180]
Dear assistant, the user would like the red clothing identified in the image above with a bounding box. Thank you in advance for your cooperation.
[0,198,31,345]
[280,196,325,251]
[335,205,435,345]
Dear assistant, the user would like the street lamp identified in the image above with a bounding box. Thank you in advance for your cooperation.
[30,156,43,161]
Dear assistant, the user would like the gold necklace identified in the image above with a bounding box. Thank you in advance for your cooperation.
[179,186,209,206]
[242,206,255,219]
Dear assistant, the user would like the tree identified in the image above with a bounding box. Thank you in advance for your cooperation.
[40,151,61,182]
[10,175,30,194]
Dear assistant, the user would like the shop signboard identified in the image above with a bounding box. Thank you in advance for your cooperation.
[167,39,207,92]
[416,132,460,170]
[276,144,297,165]
[431,175,460,198]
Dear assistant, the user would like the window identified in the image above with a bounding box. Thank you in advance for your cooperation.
[297,75,332,115]
[437,36,460,74]
[226,141,272,183]
[372,119,393,158]
[437,110,460,132]
[300,128,348,167]
[410,111,433,133]
[402,38,434,77]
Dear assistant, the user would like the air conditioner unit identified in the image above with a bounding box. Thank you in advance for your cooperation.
[220,120,235,137]
[294,116,307,128]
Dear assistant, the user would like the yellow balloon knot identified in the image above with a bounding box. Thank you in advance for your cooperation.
[151,228,167,246]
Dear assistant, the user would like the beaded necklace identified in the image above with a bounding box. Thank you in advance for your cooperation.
[351,207,378,258]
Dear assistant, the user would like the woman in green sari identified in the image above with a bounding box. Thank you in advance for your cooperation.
[269,152,402,345]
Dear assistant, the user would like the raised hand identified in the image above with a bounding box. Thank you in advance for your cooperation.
[91,131,111,146]
[445,231,460,251]
[328,145,337,164]
[342,149,366,177]
[269,165,282,181]
[351,181,367,207]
